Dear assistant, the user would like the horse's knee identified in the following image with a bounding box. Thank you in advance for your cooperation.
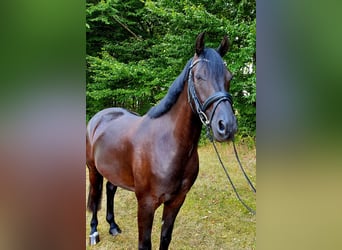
[160,235,171,250]
[138,240,152,250]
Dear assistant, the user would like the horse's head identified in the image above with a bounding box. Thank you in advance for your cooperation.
[188,32,237,142]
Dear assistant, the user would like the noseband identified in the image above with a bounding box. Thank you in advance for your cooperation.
[187,58,233,127]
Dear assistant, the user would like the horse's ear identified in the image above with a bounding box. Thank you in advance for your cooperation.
[195,32,205,56]
[217,35,230,57]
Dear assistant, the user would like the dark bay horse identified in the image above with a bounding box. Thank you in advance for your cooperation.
[86,32,237,250]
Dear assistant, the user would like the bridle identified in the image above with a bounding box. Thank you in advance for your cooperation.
[187,58,256,215]
[187,58,233,128]
[188,58,256,215]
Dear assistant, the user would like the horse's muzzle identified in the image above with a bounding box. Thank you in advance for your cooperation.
[215,118,237,141]
[211,105,237,142]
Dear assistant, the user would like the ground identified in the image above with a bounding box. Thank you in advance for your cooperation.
[86,142,256,249]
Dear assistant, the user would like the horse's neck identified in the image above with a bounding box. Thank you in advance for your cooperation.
[168,81,202,144]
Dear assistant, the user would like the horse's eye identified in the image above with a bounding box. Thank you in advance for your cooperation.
[195,74,206,82]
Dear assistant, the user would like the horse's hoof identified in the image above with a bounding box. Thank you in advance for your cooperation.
[89,231,100,245]
[109,226,122,236]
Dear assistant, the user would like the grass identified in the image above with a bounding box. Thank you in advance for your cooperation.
[86,142,256,249]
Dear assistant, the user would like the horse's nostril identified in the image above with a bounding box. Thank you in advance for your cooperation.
[218,120,226,132]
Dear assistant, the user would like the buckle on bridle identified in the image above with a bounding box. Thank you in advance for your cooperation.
[198,110,210,127]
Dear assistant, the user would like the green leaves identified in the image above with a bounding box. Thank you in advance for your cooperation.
[86,0,255,137]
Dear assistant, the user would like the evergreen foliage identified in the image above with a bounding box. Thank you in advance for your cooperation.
[86,0,255,137]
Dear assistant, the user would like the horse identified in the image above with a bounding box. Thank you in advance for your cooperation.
[86,32,237,250]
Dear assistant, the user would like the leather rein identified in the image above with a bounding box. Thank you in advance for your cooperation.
[187,58,256,215]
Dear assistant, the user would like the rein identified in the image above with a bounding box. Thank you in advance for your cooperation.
[187,58,256,215]
[211,138,256,215]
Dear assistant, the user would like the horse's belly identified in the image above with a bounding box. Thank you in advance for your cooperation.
[93,134,136,192]
[95,157,135,192]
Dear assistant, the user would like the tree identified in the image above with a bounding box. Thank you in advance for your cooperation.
[86,0,256,137]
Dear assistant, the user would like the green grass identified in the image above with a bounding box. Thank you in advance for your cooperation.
[86,142,256,249]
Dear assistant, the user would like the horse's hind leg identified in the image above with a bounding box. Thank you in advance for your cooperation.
[87,164,103,245]
[106,181,122,236]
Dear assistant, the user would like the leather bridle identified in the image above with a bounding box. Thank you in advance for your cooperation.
[187,58,256,215]
[187,58,233,127]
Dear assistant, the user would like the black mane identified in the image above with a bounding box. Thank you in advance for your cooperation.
[147,48,225,118]
[147,59,192,118]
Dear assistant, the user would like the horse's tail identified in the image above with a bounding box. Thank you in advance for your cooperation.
[86,131,103,212]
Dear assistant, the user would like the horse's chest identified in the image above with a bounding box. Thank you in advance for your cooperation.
[133,142,199,198]
[155,156,198,191]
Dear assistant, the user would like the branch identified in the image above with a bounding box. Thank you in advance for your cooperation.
[112,15,141,40]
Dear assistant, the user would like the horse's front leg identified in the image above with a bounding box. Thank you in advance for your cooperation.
[159,194,187,250]
[136,195,157,250]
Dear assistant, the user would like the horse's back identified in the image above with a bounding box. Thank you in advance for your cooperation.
[87,108,140,144]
